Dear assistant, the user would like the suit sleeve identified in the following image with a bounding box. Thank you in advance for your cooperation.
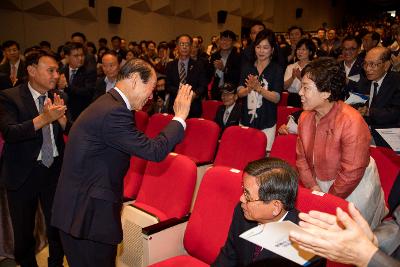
[0,91,36,142]
[102,107,184,162]
[211,205,241,267]
[367,250,400,267]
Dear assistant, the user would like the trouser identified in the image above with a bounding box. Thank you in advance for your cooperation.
[7,158,64,267]
[59,231,117,267]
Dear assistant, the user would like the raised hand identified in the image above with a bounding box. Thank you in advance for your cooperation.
[173,84,193,120]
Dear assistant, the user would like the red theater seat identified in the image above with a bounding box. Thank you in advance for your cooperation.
[201,100,223,121]
[174,118,220,164]
[214,126,266,170]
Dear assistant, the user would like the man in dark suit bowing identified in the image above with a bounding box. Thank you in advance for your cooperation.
[214,83,241,135]
[166,34,208,118]
[51,58,193,267]
[0,50,68,267]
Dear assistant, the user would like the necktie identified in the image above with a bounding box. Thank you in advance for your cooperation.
[179,62,186,84]
[370,82,379,107]
[70,69,77,84]
[223,109,230,124]
[10,64,17,85]
[252,245,262,261]
[38,95,54,168]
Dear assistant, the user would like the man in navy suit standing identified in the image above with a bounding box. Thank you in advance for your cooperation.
[51,58,193,267]
[166,34,208,118]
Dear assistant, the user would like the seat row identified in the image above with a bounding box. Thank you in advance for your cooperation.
[117,161,352,267]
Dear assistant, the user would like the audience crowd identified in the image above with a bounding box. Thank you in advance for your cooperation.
[0,11,399,267]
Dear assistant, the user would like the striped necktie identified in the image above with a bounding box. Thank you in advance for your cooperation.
[179,62,186,84]
[38,95,54,167]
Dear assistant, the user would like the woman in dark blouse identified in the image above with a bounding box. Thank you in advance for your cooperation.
[237,29,284,151]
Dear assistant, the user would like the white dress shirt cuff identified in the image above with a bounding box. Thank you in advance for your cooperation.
[172,117,186,130]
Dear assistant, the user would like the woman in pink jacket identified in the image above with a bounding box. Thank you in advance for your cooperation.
[296,57,386,229]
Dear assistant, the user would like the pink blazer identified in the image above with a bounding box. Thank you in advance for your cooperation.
[296,101,371,198]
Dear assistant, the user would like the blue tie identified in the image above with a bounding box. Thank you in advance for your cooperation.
[38,95,54,167]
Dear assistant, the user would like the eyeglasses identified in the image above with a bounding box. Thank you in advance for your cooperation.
[362,61,385,70]
[242,186,262,203]
[178,42,191,47]
[342,47,358,52]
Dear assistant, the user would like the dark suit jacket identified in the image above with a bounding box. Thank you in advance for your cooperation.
[0,60,27,90]
[92,76,107,102]
[210,49,241,100]
[212,204,325,267]
[214,103,242,134]
[51,88,185,245]
[361,71,400,128]
[0,83,67,190]
[165,58,208,118]
[340,55,367,99]
[368,250,400,267]
[60,64,97,121]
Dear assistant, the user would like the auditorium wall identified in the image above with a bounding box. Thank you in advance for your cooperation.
[0,0,344,50]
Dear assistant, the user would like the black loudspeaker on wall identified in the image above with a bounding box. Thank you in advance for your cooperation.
[296,8,303,19]
[217,10,228,24]
[108,6,122,24]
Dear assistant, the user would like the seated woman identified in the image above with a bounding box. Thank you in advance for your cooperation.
[284,38,316,107]
[296,58,387,229]
[212,157,325,267]
[237,29,283,151]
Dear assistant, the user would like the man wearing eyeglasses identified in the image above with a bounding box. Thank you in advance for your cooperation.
[358,47,400,136]
[165,34,208,118]
[340,35,367,99]
[212,158,325,267]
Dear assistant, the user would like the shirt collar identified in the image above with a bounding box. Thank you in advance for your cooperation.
[10,59,20,69]
[373,71,387,86]
[113,86,132,110]
[28,82,47,100]
[225,103,235,113]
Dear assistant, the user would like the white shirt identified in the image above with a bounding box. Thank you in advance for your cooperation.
[223,103,235,124]
[344,59,356,77]
[113,87,186,129]
[104,77,116,92]
[284,62,303,93]
[28,82,59,160]
[9,59,20,73]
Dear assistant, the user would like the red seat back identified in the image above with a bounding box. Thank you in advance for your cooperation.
[184,167,243,264]
[276,106,302,133]
[370,146,400,206]
[134,110,149,133]
[174,118,220,164]
[145,113,173,138]
[123,157,148,199]
[135,153,197,220]
[296,186,349,216]
[201,100,223,121]
[278,92,289,106]
[270,134,298,168]
[214,126,266,170]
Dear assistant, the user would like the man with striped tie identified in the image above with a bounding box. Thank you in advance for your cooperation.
[166,34,208,118]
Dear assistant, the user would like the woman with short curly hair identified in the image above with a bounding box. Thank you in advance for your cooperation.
[296,57,387,229]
